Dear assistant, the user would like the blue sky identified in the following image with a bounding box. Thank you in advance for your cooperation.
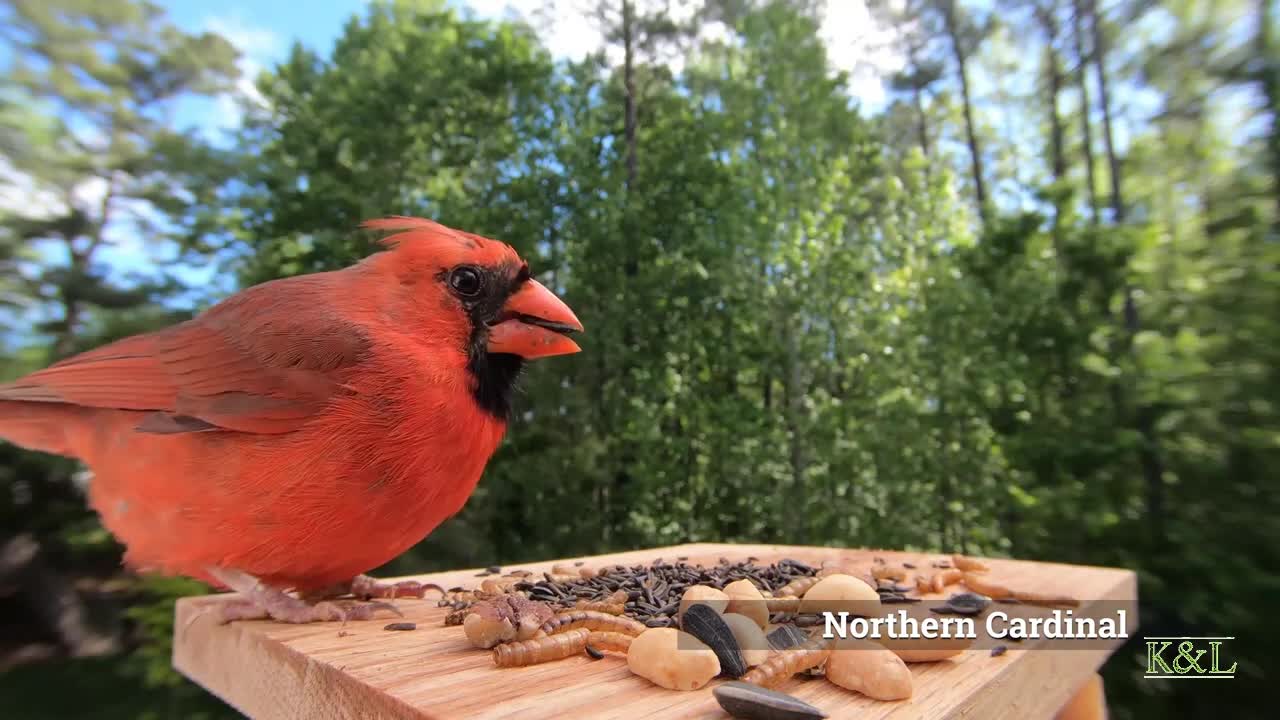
[162,0,386,143]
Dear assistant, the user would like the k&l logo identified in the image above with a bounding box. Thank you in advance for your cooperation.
[1144,636,1236,679]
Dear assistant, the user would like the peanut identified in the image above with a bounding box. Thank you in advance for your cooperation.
[626,627,721,691]
[723,579,769,629]
[826,638,913,701]
[876,634,972,663]
[798,574,881,616]
[679,585,730,618]
[720,612,770,667]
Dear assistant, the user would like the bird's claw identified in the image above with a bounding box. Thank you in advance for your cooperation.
[348,575,442,600]
[216,597,403,624]
[204,568,406,625]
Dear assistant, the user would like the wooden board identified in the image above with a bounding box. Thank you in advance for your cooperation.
[172,543,1138,720]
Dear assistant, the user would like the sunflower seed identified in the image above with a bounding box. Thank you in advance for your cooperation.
[683,603,748,678]
[766,624,811,652]
[713,681,828,720]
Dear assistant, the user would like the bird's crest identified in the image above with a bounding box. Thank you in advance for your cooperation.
[361,216,491,251]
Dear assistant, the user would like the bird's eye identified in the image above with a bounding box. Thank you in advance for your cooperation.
[448,266,483,297]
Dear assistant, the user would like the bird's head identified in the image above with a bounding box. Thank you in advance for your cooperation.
[360,216,583,417]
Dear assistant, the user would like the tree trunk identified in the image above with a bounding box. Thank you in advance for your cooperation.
[782,323,809,539]
[1071,0,1101,223]
[1038,6,1067,255]
[1258,0,1280,229]
[913,84,931,158]
[608,0,640,544]
[1088,0,1168,541]
[941,1,989,224]
[52,279,81,360]
[622,0,638,201]
[1089,0,1123,223]
[1042,29,1066,181]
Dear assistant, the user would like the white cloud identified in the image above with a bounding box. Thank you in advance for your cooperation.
[461,0,903,108]
[0,157,60,218]
[201,15,284,130]
[815,1,906,109]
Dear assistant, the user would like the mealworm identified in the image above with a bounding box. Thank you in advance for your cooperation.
[933,568,963,593]
[574,589,628,614]
[585,631,633,654]
[765,596,801,613]
[573,599,626,615]
[493,628,591,667]
[440,589,477,606]
[539,609,647,637]
[775,577,821,597]
[872,565,908,581]
[952,555,990,572]
[481,577,519,595]
[741,636,834,689]
[962,573,1079,607]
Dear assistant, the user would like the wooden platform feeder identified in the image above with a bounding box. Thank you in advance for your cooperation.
[173,543,1136,719]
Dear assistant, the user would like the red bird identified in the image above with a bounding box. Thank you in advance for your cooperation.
[0,217,583,623]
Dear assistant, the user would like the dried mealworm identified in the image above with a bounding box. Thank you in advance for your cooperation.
[933,568,963,593]
[574,599,626,615]
[493,628,591,668]
[441,589,477,605]
[741,636,834,689]
[872,565,908,582]
[765,596,801,613]
[585,631,634,654]
[539,610,647,637]
[481,577,519,595]
[775,576,821,598]
[952,555,989,573]
[962,573,1079,607]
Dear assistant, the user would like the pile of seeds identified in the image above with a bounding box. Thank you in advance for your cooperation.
[441,556,827,628]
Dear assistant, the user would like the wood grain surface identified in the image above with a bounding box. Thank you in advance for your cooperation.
[172,543,1138,719]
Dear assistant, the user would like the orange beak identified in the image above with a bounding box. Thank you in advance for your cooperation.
[486,279,583,359]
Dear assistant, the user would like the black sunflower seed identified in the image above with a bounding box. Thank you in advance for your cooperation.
[766,624,810,652]
[683,603,748,678]
[713,681,828,720]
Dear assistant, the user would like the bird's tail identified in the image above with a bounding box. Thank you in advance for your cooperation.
[0,400,83,457]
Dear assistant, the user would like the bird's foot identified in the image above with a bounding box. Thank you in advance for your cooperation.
[298,575,443,603]
[347,574,443,600]
[204,567,403,625]
[216,595,401,624]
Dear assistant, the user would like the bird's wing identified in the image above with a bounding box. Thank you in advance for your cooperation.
[0,275,374,435]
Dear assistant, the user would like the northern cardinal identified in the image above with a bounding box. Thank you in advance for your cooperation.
[0,217,583,623]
